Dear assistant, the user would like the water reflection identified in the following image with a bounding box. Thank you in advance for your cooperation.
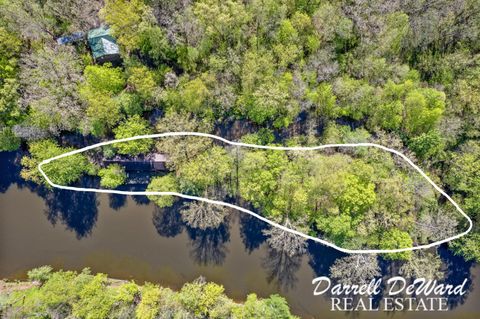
[152,204,184,238]
[439,246,475,308]
[307,241,345,277]
[108,193,127,211]
[239,214,268,254]
[263,248,302,291]
[1,149,479,317]
[0,151,22,193]
[186,222,230,266]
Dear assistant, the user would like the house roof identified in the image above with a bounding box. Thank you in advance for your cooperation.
[87,27,120,59]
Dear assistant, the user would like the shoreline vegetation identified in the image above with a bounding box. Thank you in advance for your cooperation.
[0,266,298,319]
[1,0,479,315]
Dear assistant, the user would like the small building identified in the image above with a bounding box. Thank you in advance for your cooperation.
[103,153,169,171]
[87,26,121,65]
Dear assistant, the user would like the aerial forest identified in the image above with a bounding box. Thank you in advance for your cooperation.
[1,0,479,279]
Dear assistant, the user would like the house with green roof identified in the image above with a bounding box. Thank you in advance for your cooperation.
[87,26,121,64]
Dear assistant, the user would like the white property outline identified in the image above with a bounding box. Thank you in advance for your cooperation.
[37,132,473,254]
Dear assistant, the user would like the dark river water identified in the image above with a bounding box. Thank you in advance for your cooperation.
[0,151,479,318]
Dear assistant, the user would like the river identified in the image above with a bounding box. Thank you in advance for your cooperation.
[0,151,478,318]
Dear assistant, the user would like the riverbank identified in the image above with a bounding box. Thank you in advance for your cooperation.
[0,266,297,318]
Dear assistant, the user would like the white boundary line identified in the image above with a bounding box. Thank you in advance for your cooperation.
[37,132,473,254]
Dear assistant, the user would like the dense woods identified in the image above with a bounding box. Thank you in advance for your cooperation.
[0,0,479,300]
[0,266,297,318]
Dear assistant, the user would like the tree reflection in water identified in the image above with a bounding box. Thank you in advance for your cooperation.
[307,241,345,277]
[262,248,302,291]
[152,204,184,238]
[238,214,268,254]
[0,151,22,194]
[186,221,230,266]
[36,176,100,239]
[439,245,475,309]
[108,193,127,211]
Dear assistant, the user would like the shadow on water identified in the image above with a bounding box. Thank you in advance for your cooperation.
[186,222,231,266]
[307,241,345,277]
[238,213,268,254]
[31,176,100,239]
[152,204,185,238]
[263,248,303,291]
[439,245,475,309]
[0,151,23,193]
[108,194,128,211]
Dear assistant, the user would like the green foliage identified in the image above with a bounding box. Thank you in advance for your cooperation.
[72,274,115,319]
[238,150,289,212]
[21,140,95,186]
[147,174,178,208]
[307,83,338,119]
[113,115,153,155]
[178,280,225,317]
[408,130,444,160]
[98,164,127,188]
[404,88,445,137]
[450,233,480,262]
[80,64,126,136]
[369,80,445,138]
[379,229,413,260]
[445,141,480,221]
[3,268,296,319]
[163,75,214,118]
[136,283,161,319]
[233,293,296,319]
[27,266,53,284]
[100,0,155,52]
[178,146,233,194]
[334,76,376,120]
[127,65,157,100]
[139,26,175,64]
[82,64,125,94]
[0,127,20,151]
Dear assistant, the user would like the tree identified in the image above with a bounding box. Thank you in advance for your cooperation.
[72,274,114,319]
[21,139,95,186]
[450,233,480,262]
[135,283,161,319]
[192,0,250,51]
[263,223,307,257]
[180,201,228,230]
[98,164,127,189]
[178,146,233,194]
[100,0,155,52]
[404,88,445,137]
[19,45,85,135]
[178,279,225,318]
[379,229,413,260]
[233,293,296,319]
[238,149,289,211]
[27,265,53,284]
[330,255,380,285]
[399,251,443,280]
[79,64,126,136]
[146,174,178,208]
[113,115,153,155]
[139,26,175,64]
[306,83,338,119]
[445,141,480,218]
[163,74,214,118]
[155,111,213,170]
[333,76,376,121]
[127,65,157,101]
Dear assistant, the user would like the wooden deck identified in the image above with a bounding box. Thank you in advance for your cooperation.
[104,153,169,171]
